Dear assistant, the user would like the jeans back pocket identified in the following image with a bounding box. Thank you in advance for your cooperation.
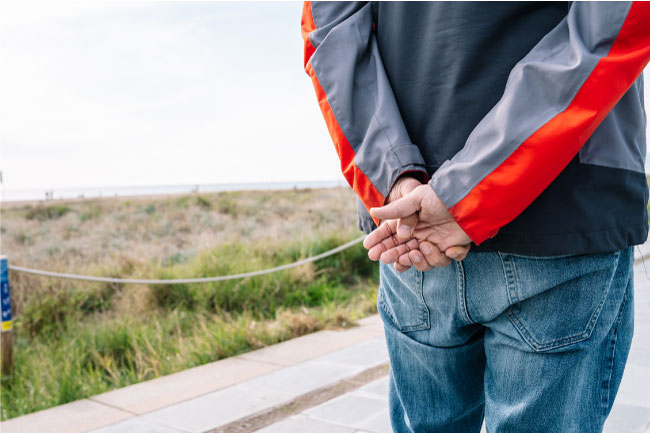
[501,250,624,352]
[378,263,430,332]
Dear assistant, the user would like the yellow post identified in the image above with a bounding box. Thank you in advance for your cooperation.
[1,255,13,375]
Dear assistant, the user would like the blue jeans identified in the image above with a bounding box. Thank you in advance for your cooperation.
[378,247,634,433]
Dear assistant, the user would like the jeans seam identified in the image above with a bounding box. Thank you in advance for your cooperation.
[500,252,577,260]
[498,253,518,305]
[416,270,431,331]
[601,280,630,422]
[456,261,474,324]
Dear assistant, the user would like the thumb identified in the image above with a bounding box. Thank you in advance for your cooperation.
[370,190,421,221]
[396,213,419,239]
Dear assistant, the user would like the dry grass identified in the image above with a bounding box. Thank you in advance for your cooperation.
[1,187,359,316]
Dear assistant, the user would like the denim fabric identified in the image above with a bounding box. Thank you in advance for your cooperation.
[378,247,634,433]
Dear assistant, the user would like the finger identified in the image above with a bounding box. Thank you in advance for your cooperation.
[419,241,452,268]
[445,245,471,261]
[395,261,410,272]
[396,213,419,240]
[408,250,434,271]
[379,238,419,264]
[398,251,413,268]
[363,220,397,251]
[369,190,421,222]
[368,229,407,262]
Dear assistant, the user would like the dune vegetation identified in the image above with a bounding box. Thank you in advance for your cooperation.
[0,187,379,420]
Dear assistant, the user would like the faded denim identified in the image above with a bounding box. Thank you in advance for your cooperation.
[378,247,634,433]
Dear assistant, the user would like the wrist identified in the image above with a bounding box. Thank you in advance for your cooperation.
[386,173,424,205]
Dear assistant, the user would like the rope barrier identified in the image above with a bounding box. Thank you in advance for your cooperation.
[8,235,366,284]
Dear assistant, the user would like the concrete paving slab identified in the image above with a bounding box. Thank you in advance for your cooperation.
[91,357,279,414]
[603,404,650,433]
[236,358,362,398]
[356,377,389,399]
[239,325,382,367]
[304,393,387,428]
[143,384,291,433]
[86,416,185,433]
[355,408,392,433]
[356,315,383,328]
[1,399,132,433]
[316,336,389,370]
[141,354,374,433]
[626,347,650,368]
[636,309,650,321]
[614,363,650,408]
[631,321,650,351]
[254,414,356,433]
[634,284,650,297]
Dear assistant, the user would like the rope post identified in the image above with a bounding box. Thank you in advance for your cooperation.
[1,255,14,376]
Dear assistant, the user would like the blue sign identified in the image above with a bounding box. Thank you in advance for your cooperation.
[1,256,12,331]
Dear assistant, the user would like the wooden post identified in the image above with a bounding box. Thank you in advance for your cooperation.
[1,255,13,376]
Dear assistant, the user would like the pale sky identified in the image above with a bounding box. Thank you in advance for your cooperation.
[0,1,341,191]
[0,2,649,193]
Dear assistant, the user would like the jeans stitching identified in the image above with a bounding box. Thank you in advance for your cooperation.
[378,268,430,332]
[602,278,630,422]
[501,252,577,260]
[416,270,431,330]
[456,261,474,324]
[498,253,518,305]
[378,286,398,327]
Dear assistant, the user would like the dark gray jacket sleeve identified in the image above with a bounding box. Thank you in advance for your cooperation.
[302,1,428,223]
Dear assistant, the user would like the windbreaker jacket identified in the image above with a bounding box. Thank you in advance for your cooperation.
[301,1,650,255]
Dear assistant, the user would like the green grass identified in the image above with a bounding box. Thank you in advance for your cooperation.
[0,232,379,421]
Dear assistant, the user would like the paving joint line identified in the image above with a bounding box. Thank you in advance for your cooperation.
[633,247,650,264]
[206,363,390,433]
[86,397,139,417]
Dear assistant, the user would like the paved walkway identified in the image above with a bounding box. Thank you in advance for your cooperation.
[3,248,650,433]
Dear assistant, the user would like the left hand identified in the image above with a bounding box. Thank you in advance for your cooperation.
[363,184,472,270]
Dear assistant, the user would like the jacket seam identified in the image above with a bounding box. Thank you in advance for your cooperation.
[494,222,647,238]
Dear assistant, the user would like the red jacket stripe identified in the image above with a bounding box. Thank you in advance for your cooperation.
[301,2,316,69]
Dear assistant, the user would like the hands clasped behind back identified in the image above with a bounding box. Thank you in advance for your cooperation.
[363,182,473,272]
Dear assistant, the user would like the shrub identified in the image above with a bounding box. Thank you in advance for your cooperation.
[195,196,212,210]
[216,197,238,216]
[25,204,71,221]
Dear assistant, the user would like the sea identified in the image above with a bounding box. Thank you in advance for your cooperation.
[1,180,348,203]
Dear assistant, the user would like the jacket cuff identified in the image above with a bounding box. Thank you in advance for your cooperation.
[385,143,428,194]
[428,177,500,245]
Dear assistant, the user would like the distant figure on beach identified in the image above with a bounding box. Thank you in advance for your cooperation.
[302,2,650,432]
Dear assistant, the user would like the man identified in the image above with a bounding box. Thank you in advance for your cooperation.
[302,2,650,432]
